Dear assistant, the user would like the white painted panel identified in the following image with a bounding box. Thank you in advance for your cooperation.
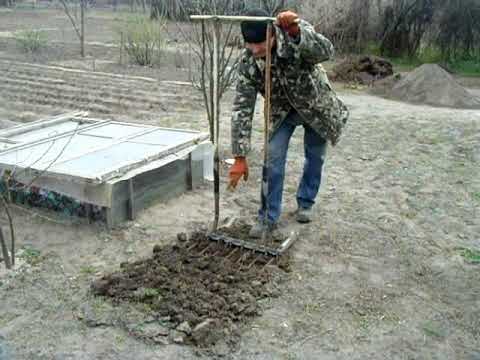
[10,121,86,142]
[49,142,168,178]
[0,116,209,184]
[0,135,110,169]
[129,129,200,145]
[81,123,149,139]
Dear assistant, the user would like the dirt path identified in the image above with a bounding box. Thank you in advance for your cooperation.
[0,86,479,359]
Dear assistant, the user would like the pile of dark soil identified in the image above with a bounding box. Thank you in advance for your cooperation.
[329,55,394,84]
[91,230,286,347]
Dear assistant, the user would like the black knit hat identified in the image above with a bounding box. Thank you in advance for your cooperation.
[241,9,270,43]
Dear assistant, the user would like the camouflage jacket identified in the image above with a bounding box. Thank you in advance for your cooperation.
[231,20,349,156]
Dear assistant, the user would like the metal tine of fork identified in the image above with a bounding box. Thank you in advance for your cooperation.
[235,250,250,265]
[262,256,276,270]
[211,242,227,256]
[198,242,215,256]
[187,241,201,251]
[247,253,264,269]
[225,247,239,260]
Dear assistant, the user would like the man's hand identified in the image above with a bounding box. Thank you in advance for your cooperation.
[228,156,249,191]
[276,10,300,37]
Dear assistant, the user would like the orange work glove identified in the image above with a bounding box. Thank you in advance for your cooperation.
[228,156,249,190]
[276,10,300,37]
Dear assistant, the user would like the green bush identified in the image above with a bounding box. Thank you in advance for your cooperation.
[447,57,480,77]
[116,15,166,66]
[381,45,480,76]
[418,46,443,64]
[14,29,48,53]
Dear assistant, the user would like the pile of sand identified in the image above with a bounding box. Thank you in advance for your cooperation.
[374,64,480,109]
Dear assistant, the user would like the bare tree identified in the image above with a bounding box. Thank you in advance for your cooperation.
[0,227,11,269]
[380,0,435,58]
[0,190,14,268]
[58,0,87,57]
[0,117,81,269]
[0,0,15,7]
[175,0,240,142]
[151,0,180,19]
[436,0,480,60]
[260,0,294,15]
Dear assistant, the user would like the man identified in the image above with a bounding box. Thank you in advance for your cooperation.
[228,9,349,238]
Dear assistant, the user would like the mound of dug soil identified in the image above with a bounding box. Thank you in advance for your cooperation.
[385,64,480,109]
[329,55,394,84]
[91,230,285,347]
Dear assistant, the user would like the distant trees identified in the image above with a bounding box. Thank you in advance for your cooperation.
[378,0,480,60]
[302,0,480,61]
[436,0,480,60]
[0,0,15,7]
[150,0,297,20]
[380,0,435,58]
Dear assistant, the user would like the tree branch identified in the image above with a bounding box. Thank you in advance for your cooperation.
[0,194,14,266]
[59,0,82,41]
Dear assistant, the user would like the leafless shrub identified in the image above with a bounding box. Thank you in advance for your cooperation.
[0,0,15,7]
[115,15,167,66]
[436,0,480,60]
[174,0,239,141]
[58,0,87,57]
[0,116,81,269]
[14,29,48,53]
[260,0,298,15]
[299,0,372,53]
[379,0,435,58]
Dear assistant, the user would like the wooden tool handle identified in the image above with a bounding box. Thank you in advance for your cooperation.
[190,15,300,24]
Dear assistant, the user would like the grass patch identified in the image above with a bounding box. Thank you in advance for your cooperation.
[14,29,48,53]
[364,41,382,56]
[449,59,480,77]
[387,57,421,72]
[374,46,480,76]
[472,192,480,202]
[80,265,97,275]
[143,288,160,297]
[458,248,480,264]
[18,246,41,265]
[422,322,446,338]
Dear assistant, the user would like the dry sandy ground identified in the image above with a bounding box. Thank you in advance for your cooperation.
[0,85,479,359]
[0,7,479,360]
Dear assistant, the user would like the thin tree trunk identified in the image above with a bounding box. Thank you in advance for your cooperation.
[5,204,14,266]
[81,0,85,57]
[0,227,11,270]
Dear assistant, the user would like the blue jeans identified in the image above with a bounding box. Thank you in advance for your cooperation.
[259,111,327,224]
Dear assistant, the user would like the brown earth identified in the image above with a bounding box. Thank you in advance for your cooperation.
[0,7,479,360]
[329,55,394,84]
[90,229,284,348]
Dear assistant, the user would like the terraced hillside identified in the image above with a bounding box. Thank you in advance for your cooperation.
[0,59,205,127]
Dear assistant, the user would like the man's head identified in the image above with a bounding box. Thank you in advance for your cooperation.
[241,9,275,59]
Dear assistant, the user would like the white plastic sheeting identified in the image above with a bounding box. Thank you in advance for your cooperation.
[0,112,211,184]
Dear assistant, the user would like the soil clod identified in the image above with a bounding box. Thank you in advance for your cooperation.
[91,230,287,347]
[329,55,394,84]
